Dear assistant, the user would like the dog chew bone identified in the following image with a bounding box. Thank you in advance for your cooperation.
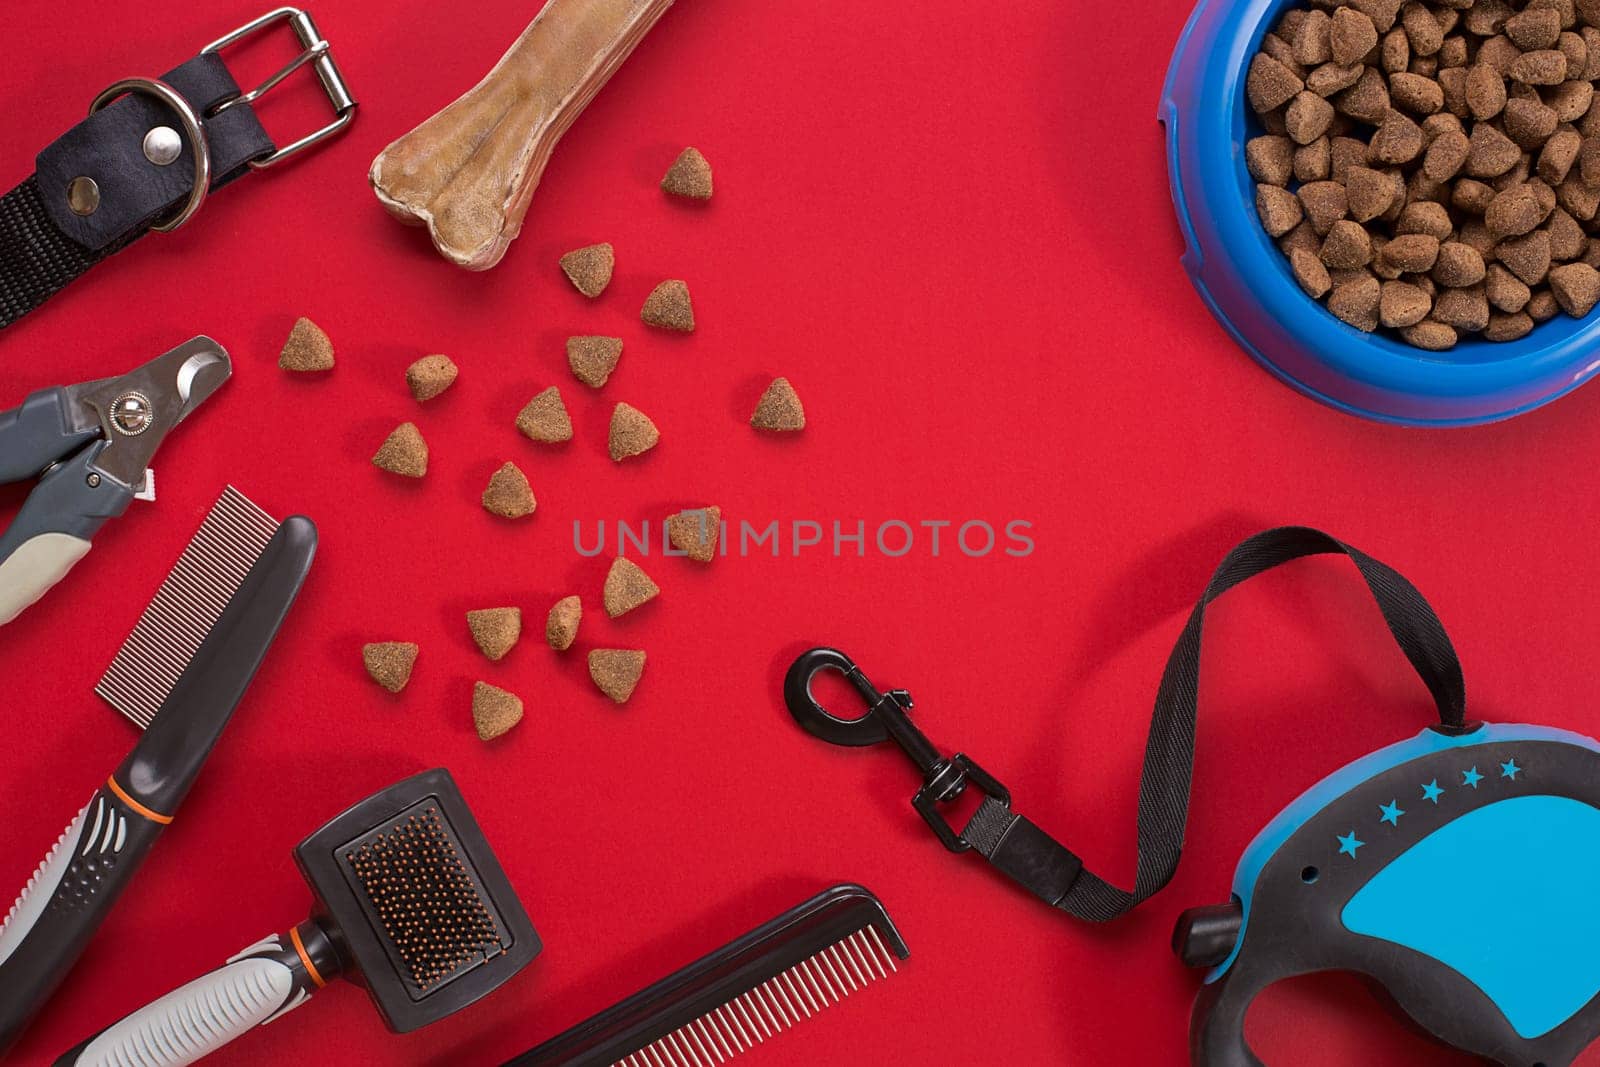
[369,0,676,269]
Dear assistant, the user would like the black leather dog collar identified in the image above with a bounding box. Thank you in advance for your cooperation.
[0,8,355,329]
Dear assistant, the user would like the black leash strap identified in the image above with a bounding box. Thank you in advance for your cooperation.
[784,526,1468,920]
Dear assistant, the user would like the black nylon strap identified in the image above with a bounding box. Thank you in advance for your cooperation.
[0,53,273,329]
[961,526,1467,921]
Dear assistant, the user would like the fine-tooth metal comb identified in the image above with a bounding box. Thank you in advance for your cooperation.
[506,884,909,1067]
[95,485,279,728]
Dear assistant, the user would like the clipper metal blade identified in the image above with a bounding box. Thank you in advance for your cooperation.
[94,486,280,728]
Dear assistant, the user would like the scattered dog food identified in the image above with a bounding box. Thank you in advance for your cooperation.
[661,147,713,200]
[516,386,574,443]
[641,279,695,331]
[560,242,615,297]
[362,642,418,693]
[751,377,805,431]
[589,648,646,704]
[546,595,582,651]
[483,461,536,517]
[467,607,522,661]
[472,680,524,741]
[373,422,428,478]
[279,317,334,372]
[1248,0,1600,348]
[609,402,660,460]
[406,354,458,401]
[666,506,721,562]
[568,335,624,387]
[603,557,660,617]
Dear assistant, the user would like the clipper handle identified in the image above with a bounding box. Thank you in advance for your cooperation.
[53,921,339,1067]
[0,784,166,1054]
[0,445,128,625]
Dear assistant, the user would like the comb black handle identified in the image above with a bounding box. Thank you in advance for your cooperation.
[52,921,342,1067]
[0,783,170,1054]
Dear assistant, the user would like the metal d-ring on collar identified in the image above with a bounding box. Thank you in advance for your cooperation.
[87,78,211,233]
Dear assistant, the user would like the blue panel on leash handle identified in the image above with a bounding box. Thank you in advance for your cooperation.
[1184,723,1600,1066]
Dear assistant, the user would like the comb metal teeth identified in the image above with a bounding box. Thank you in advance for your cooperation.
[608,922,901,1067]
[94,486,279,729]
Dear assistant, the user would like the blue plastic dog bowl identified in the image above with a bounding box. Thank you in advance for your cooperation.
[1162,0,1600,426]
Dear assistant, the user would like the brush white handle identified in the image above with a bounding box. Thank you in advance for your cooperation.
[53,927,336,1067]
[0,532,91,625]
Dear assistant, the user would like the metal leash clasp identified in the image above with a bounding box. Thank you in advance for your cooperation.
[202,7,357,169]
[784,647,1011,853]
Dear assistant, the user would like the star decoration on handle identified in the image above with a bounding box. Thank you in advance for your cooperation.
[1462,766,1483,789]
[1337,831,1365,858]
[1379,800,1404,826]
[1500,759,1522,780]
[1421,779,1445,804]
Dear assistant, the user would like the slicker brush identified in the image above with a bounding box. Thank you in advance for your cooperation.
[54,770,541,1067]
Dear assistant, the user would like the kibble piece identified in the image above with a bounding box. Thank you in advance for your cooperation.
[1511,49,1569,83]
[603,557,660,618]
[1380,279,1433,326]
[1549,206,1589,259]
[1438,66,1470,114]
[1332,7,1381,64]
[1539,128,1584,182]
[362,642,418,694]
[1486,183,1550,235]
[1337,66,1393,121]
[667,506,722,562]
[751,376,806,430]
[641,279,695,331]
[467,607,522,661]
[1402,1,1444,53]
[1582,25,1600,75]
[1352,0,1403,33]
[1466,123,1523,176]
[516,386,574,443]
[1465,63,1508,119]
[1328,275,1383,330]
[1400,320,1459,348]
[1397,200,1454,238]
[1433,284,1491,330]
[589,649,646,704]
[1383,233,1443,271]
[1458,220,1498,255]
[1295,137,1333,181]
[279,317,334,372]
[1383,28,1412,72]
[1529,287,1562,319]
[609,402,661,460]
[1504,98,1561,146]
[1498,228,1555,283]
[1559,173,1600,219]
[1486,262,1534,310]
[1342,166,1391,221]
[568,335,624,388]
[1369,108,1426,162]
[1551,79,1595,122]
[1452,178,1498,213]
[372,422,428,478]
[1296,9,1334,64]
[1263,29,1306,74]
[472,681,523,742]
[546,595,582,651]
[406,354,458,402]
[1561,28,1591,71]
[1247,135,1295,185]
[1466,0,1513,36]
[1433,241,1488,285]
[1485,310,1536,339]
[560,242,615,298]
[1310,61,1366,95]
[1440,34,1469,67]
[482,461,536,518]
[1321,219,1375,267]
[1420,111,1464,141]
[1290,247,1334,296]
[1388,71,1444,113]
[1508,7,1563,49]
[1286,91,1336,143]
[1281,220,1323,256]
[1297,180,1349,233]
[661,147,713,199]
[1549,260,1600,312]
[1478,35,1523,76]
[1423,128,1471,180]
[1582,136,1600,183]
[1407,168,1448,203]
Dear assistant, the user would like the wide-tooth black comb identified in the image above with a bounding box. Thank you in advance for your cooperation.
[52,769,541,1067]
[507,884,909,1067]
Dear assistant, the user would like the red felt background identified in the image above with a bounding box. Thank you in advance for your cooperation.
[4,1,1600,1064]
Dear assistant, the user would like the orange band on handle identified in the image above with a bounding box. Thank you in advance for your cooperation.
[290,925,326,989]
[106,776,173,825]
